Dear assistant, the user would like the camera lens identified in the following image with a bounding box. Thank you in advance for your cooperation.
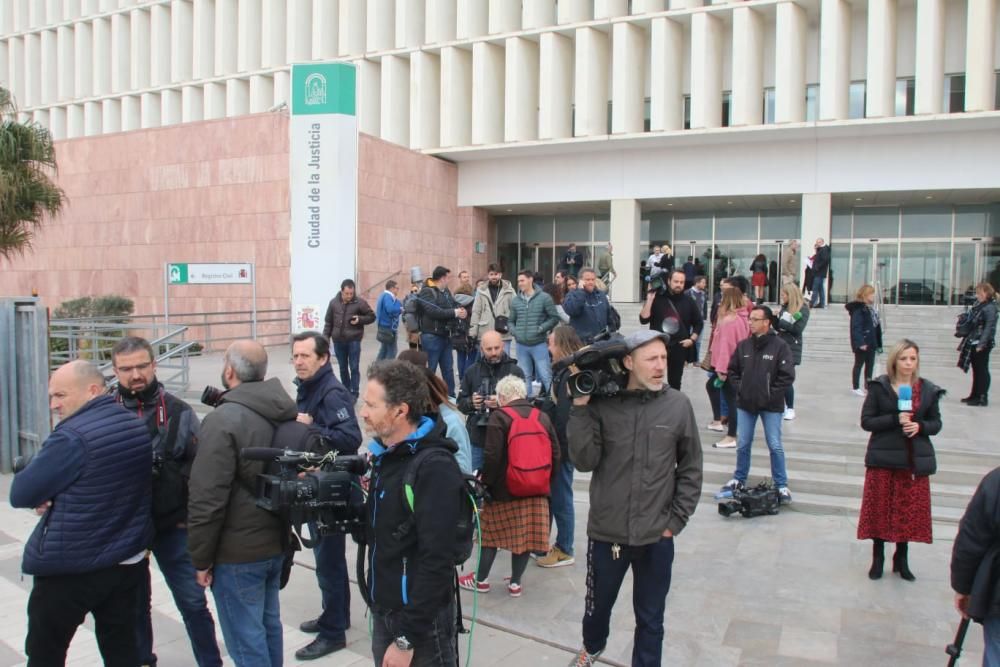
[570,371,596,396]
[201,386,225,407]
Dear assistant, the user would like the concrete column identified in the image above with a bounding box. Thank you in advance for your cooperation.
[457,0,486,38]
[193,0,215,78]
[612,22,645,134]
[121,94,140,130]
[819,0,851,120]
[539,31,573,139]
[40,30,58,105]
[45,0,61,24]
[0,47,6,103]
[182,84,204,121]
[472,41,505,144]
[84,100,102,135]
[238,0,262,71]
[775,2,807,123]
[671,0,702,9]
[249,73,273,112]
[338,0,365,57]
[505,37,539,142]
[204,81,226,119]
[286,0,311,62]
[273,69,289,106]
[650,17,683,131]
[67,103,85,137]
[574,27,609,137]
[91,18,111,96]
[12,0,29,32]
[7,39,23,110]
[358,58,381,136]
[594,0,628,19]
[0,3,11,34]
[865,0,896,118]
[489,0,520,34]
[800,193,831,279]
[426,0,457,42]
[440,46,472,146]
[102,98,121,133]
[23,34,40,108]
[411,51,441,149]
[150,4,170,86]
[558,0,591,23]
[397,0,426,47]
[161,88,182,125]
[215,0,237,74]
[226,78,250,115]
[141,92,160,128]
[261,0,286,67]
[367,0,394,52]
[522,0,555,30]
[171,0,193,81]
[312,0,338,60]
[731,7,763,127]
[632,0,666,13]
[57,26,75,100]
[74,22,93,98]
[130,9,150,89]
[965,0,998,112]
[33,110,49,132]
[610,199,641,303]
[380,54,410,145]
[914,0,944,114]
[110,14,129,93]
[690,12,723,129]
[49,106,67,139]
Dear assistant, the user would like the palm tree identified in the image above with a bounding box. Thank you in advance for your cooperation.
[0,87,65,260]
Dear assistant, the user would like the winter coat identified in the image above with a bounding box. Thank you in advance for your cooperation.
[375,290,403,331]
[482,399,560,503]
[727,331,796,414]
[11,396,154,577]
[469,280,516,340]
[187,378,296,568]
[813,245,831,277]
[846,301,883,352]
[711,309,750,376]
[640,291,705,347]
[323,293,376,343]
[775,304,810,365]
[968,300,999,350]
[416,282,459,338]
[364,417,464,642]
[509,289,560,346]
[860,375,941,477]
[456,355,525,446]
[750,259,768,275]
[294,362,362,454]
[562,287,611,343]
[568,387,703,544]
[781,247,798,284]
[951,466,1000,622]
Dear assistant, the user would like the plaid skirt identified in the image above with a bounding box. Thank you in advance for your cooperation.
[479,496,550,554]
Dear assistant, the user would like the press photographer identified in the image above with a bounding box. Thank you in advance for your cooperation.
[566,330,703,667]
[416,265,467,396]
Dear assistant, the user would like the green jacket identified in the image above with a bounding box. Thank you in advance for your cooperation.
[509,289,560,346]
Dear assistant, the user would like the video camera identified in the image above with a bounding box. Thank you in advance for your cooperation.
[552,334,629,398]
[715,480,781,518]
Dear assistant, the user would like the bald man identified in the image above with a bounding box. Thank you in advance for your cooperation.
[11,360,154,666]
[187,340,297,665]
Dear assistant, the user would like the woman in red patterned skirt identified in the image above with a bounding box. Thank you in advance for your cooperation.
[458,375,560,597]
[857,339,942,582]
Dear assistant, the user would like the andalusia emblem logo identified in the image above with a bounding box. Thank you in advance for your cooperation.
[304,73,327,106]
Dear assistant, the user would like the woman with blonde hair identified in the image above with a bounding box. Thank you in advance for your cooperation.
[706,288,750,447]
[857,339,941,581]
[959,282,999,406]
[775,283,810,420]
[845,284,882,396]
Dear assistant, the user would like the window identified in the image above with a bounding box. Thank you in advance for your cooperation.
[901,206,952,237]
[995,71,1000,110]
[849,82,867,119]
[722,92,732,127]
[832,209,852,238]
[683,95,691,130]
[762,87,776,124]
[895,78,915,116]
[853,207,899,238]
[944,75,965,113]
[806,84,819,121]
[643,97,651,132]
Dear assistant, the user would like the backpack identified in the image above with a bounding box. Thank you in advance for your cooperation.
[500,407,553,497]
[955,309,976,338]
[403,294,421,333]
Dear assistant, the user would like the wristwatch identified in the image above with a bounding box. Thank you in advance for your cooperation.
[394,636,414,652]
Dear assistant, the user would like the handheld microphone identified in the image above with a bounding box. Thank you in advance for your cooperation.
[241,447,288,461]
[897,384,912,412]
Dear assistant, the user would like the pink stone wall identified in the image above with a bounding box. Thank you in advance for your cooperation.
[0,114,490,344]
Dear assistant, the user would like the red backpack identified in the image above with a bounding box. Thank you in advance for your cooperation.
[501,407,553,497]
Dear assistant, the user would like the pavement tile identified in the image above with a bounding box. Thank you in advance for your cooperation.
[777,626,839,663]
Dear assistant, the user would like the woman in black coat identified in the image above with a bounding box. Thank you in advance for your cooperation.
[857,339,942,582]
[775,283,810,421]
[845,284,883,396]
[961,282,999,407]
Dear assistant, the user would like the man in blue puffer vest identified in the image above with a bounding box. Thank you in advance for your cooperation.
[11,360,154,666]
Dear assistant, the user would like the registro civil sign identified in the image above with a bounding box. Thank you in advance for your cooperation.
[289,62,358,333]
[167,263,253,285]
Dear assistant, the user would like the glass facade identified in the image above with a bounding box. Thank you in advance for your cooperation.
[495,215,611,281]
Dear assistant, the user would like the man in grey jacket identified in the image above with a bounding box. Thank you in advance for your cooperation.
[567,330,703,667]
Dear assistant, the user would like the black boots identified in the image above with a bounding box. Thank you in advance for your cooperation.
[892,542,915,582]
[868,539,885,580]
[964,395,990,406]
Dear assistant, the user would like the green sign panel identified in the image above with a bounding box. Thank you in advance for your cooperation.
[167,263,188,284]
[291,63,356,117]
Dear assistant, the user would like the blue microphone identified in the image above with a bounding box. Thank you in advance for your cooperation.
[898,384,912,412]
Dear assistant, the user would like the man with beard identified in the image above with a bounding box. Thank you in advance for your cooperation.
[110,337,221,667]
[639,268,704,390]
[470,264,516,354]
[457,330,525,472]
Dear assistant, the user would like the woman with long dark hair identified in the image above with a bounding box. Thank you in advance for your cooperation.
[960,282,999,407]
[846,284,882,397]
[750,253,768,304]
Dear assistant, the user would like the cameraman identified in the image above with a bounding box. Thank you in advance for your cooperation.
[567,330,703,667]
[360,361,465,667]
[457,330,524,472]
[290,331,362,660]
[417,265,467,396]
[639,268,704,391]
[188,340,294,665]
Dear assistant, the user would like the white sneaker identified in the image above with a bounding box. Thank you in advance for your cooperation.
[851,388,866,397]
[714,437,737,449]
[783,408,796,421]
[706,421,725,432]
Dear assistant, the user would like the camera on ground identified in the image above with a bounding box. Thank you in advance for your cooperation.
[716,480,781,518]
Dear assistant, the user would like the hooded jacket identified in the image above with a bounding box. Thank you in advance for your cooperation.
[470,279,516,340]
[951,466,1000,622]
[775,304,810,365]
[456,354,525,446]
[364,417,464,642]
[187,378,296,569]
[323,293,376,343]
[562,287,611,343]
[861,375,941,476]
[568,387,703,545]
[846,301,883,352]
[727,330,796,414]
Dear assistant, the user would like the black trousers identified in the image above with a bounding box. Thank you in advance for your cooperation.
[971,347,993,398]
[852,349,876,390]
[26,558,147,667]
[666,345,689,391]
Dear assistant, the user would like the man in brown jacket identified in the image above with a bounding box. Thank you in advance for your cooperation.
[781,240,800,286]
[323,278,375,399]
[566,330,703,667]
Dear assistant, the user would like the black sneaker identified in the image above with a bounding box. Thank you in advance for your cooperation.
[295,637,346,660]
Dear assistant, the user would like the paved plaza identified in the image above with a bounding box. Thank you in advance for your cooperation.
[1,329,998,666]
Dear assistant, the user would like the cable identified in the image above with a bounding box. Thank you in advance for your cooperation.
[464,498,483,667]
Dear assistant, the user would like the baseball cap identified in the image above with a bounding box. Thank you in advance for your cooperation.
[624,330,670,353]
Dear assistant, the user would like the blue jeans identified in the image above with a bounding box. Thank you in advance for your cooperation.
[333,340,362,397]
[421,333,456,396]
[734,409,788,488]
[811,274,826,308]
[376,334,397,361]
[582,538,674,667]
[211,555,284,667]
[312,529,350,643]
[985,615,1000,666]
[549,460,575,556]
[456,346,478,383]
[470,445,485,473]
[516,341,552,392]
[138,528,221,667]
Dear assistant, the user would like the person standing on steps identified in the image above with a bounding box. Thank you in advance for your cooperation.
[509,270,561,394]
[781,240,800,286]
[639,269,704,391]
[959,282,998,407]
[857,339,941,583]
[775,284,810,421]
[810,238,831,308]
[846,284,883,397]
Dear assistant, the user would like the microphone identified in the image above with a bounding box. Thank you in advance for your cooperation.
[897,384,912,412]
[241,447,287,461]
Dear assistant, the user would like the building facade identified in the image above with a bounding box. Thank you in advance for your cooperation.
[2,0,999,303]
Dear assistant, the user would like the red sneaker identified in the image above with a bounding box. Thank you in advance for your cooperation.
[457,572,490,593]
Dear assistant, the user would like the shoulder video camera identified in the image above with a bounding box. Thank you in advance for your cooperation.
[552,334,629,398]
[716,480,781,518]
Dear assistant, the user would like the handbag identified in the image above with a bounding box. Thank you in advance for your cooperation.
[376,326,396,344]
[699,329,715,371]
[484,295,509,334]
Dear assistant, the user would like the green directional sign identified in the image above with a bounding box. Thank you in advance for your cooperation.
[167,263,188,284]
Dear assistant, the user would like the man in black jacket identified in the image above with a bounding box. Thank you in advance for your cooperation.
[323,278,376,399]
[417,265,467,396]
[456,330,524,472]
[719,306,796,503]
[639,269,704,390]
[359,360,465,667]
[952,466,1000,663]
[810,238,831,309]
[111,337,221,667]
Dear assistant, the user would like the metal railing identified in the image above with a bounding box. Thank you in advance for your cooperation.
[361,270,404,297]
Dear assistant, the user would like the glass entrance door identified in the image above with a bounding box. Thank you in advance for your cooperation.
[849,242,899,303]
[952,241,1000,305]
